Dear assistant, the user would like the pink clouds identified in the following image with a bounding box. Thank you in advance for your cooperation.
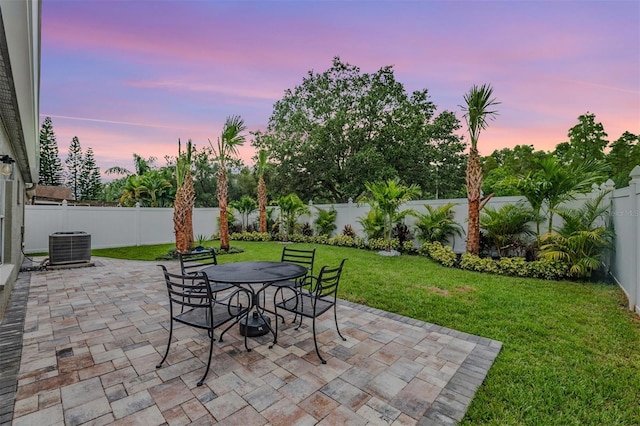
[40,0,639,175]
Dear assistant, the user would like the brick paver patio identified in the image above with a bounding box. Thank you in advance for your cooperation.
[1,257,501,425]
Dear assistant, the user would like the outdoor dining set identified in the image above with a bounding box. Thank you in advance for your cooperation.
[156,247,348,386]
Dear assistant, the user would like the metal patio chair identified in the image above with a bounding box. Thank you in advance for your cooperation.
[156,265,250,386]
[272,259,347,364]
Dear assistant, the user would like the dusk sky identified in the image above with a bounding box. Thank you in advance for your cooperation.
[41,0,639,175]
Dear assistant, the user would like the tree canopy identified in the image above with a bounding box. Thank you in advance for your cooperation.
[252,57,466,202]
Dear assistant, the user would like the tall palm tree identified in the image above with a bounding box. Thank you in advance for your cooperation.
[174,139,195,253]
[461,84,499,255]
[256,149,268,233]
[210,115,246,251]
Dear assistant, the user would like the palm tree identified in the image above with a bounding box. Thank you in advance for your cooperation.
[173,139,195,253]
[138,170,172,207]
[230,196,258,231]
[414,202,464,246]
[276,193,309,237]
[210,115,246,251]
[256,149,268,233]
[359,178,420,251]
[461,84,499,255]
[480,202,536,257]
[536,157,605,232]
[540,191,614,277]
[119,175,143,206]
[314,206,338,236]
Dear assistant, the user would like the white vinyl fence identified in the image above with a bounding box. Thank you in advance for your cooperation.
[24,167,640,313]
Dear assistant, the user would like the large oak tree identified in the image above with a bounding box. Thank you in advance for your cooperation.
[252,57,465,202]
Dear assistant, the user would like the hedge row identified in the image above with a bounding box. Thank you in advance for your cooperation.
[228,232,569,280]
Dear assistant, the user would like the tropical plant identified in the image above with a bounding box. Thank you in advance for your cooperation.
[314,206,338,236]
[137,170,173,207]
[539,191,614,278]
[119,175,143,206]
[256,149,269,233]
[521,157,606,235]
[357,207,385,240]
[210,115,246,251]
[358,178,420,251]
[341,224,356,238]
[230,195,258,231]
[480,202,537,257]
[414,203,464,246]
[276,193,310,236]
[461,83,499,255]
[173,139,195,253]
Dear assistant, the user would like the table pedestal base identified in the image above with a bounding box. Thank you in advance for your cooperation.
[239,311,271,337]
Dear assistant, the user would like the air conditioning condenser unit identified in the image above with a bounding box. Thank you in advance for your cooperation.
[49,231,91,266]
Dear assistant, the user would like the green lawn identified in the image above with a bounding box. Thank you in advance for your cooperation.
[92,241,640,425]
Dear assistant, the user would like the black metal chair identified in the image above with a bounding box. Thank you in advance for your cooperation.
[179,249,234,296]
[267,246,316,323]
[156,265,250,386]
[272,259,347,364]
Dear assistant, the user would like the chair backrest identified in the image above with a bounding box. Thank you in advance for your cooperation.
[281,246,315,276]
[160,265,213,314]
[179,249,217,275]
[314,259,347,299]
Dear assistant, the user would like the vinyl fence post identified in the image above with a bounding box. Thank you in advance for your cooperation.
[629,166,640,313]
[135,202,141,247]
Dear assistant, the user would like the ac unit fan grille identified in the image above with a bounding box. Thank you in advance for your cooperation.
[49,232,91,265]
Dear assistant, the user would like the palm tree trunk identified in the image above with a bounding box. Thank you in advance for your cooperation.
[258,177,267,233]
[218,170,230,251]
[184,172,195,251]
[466,147,482,255]
[173,172,195,253]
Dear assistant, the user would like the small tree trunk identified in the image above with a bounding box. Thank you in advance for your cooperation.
[258,177,267,233]
[218,170,229,251]
[466,148,482,255]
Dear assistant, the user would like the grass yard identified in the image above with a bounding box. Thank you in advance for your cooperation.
[91,241,640,425]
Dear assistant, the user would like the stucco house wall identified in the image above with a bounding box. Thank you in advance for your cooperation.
[0,0,41,320]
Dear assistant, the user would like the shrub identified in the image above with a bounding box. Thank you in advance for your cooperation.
[300,222,313,237]
[414,203,464,245]
[459,253,500,274]
[314,206,338,237]
[342,224,356,237]
[368,238,399,251]
[328,234,355,247]
[419,242,457,267]
[401,240,416,254]
[230,231,272,242]
[496,256,529,277]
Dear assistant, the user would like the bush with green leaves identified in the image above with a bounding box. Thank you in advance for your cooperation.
[401,240,416,254]
[230,231,271,241]
[458,253,568,279]
[314,206,338,236]
[459,253,501,274]
[419,242,457,267]
[367,238,400,251]
[358,206,385,240]
[277,193,310,236]
[480,202,537,257]
[539,191,614,278]
[414,202,464,246]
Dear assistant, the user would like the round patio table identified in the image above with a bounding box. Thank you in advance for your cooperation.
[202,261,308,351]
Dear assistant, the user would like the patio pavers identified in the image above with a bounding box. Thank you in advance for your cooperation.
[1,257,502,425]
